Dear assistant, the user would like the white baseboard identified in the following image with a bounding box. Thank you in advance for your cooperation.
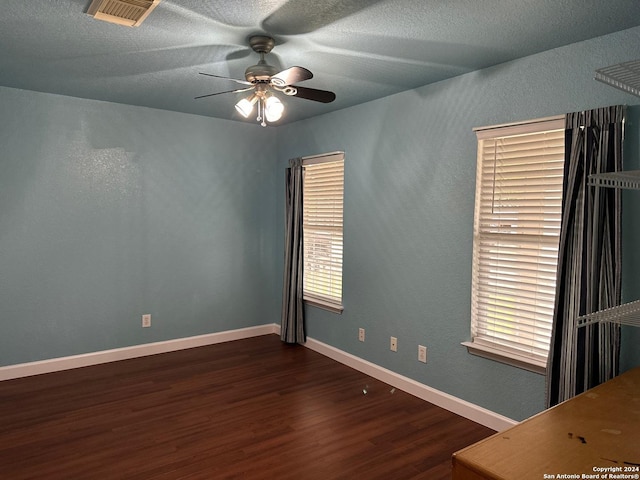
[1,322,514,431]
[301,335,517,432]
[0,324,278,381]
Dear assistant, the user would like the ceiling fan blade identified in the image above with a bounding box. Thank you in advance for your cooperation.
[194,86,254,100]
[199,72,252,86]
[291,86,336,103]
[270,66,313,86]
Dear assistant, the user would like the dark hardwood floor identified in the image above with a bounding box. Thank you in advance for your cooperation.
[0,334,494,479]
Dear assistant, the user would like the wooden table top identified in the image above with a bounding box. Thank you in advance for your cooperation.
[452,367,640,480]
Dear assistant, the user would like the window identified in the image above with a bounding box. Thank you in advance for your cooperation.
[466,117,565,373]
[302,152,345,312]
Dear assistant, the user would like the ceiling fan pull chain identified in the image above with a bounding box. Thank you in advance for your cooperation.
[257,98,266,127]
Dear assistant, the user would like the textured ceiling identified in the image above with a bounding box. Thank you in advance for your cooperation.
[2,0,640,125]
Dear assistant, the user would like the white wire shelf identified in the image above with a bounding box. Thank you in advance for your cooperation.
[576,299,640,328]
[588,170,640,190]
[594,59,640,98]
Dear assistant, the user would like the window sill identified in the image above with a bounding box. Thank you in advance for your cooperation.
[304,296,343,314]
[461,341,547,375]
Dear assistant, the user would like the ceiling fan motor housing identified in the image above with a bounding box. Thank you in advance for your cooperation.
[245,62,278,83]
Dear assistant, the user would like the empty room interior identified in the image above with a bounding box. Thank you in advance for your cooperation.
[1,1,640,478]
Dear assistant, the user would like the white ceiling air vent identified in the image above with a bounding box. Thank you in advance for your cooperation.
[595,59,640,98]
[87,0,161,27]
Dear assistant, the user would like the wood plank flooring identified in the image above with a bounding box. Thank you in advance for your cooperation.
[0,334,494,479]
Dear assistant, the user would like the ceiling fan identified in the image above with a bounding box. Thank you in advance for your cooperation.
[195,35,336,126]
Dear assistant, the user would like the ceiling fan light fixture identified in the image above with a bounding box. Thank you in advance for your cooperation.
[235,95,257,118]
[265,95,284,123]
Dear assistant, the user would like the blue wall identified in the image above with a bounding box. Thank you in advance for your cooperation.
[0,87,280,365]
[275,26,640,421]
[1,26,639,422]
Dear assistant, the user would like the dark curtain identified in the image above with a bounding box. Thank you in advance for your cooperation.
[546,106,624,407]
[281,158,306,344]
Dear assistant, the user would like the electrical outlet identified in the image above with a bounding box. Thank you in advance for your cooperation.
[358,328,365,342]
[142,314,151,328]
[390,336,398,352]
[418,345,427,363]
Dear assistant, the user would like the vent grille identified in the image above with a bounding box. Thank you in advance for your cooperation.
[87,0,161,27]
[595,59,640,98]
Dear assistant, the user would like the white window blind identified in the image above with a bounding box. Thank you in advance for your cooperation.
[303,153,344,311]
[470,117,565,369]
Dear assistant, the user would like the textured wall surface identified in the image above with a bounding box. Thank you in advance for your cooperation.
[0,88,280,365]
[275,26,640,421]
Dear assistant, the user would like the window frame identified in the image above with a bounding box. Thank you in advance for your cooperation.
[301,151,345,313]
[464,116,565,374]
